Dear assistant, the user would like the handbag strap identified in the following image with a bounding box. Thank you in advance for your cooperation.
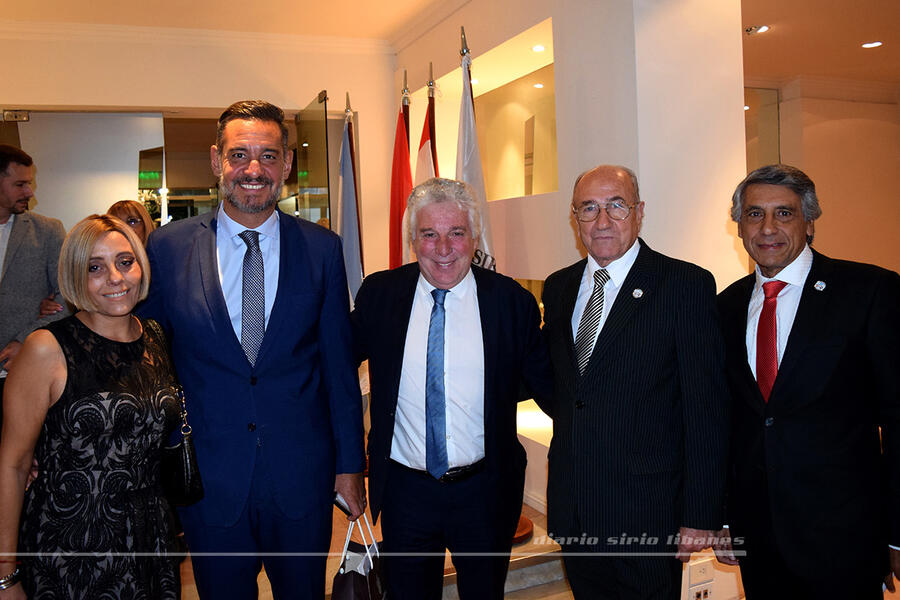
[338,514,377,571]
[145,319,191,436]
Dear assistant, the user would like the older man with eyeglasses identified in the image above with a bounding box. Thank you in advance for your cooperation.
[539,165,730,599]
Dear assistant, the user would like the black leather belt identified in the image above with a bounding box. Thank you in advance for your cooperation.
[391,458,486,483]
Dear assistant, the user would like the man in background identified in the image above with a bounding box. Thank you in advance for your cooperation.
[0,145,68,436]
[541,165,729,599]
[139,100,365,599]
[715,164,899,598]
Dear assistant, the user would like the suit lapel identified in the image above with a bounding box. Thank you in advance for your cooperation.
[196,212,244,359]
[473,267,498,435]
[255,214,305,366]
[387,264,420,408]
[584,241,654,375]
[559,260,584,373]
[770,251,833,403]
[1,213,29,282]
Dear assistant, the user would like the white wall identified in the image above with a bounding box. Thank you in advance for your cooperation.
[18,113,164,230]
[0,20,396,271]
[779,78,900,273]
[394,0,747,287]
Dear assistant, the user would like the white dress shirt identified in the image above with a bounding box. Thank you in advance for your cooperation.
[392,269,485,470]
[215,204,280,342]
[744,245,813,379]
[571,239,641,351]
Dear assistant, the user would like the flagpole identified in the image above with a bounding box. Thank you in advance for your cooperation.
[402,70,411,152]
[345,93,363,275]
[426,62,438,176]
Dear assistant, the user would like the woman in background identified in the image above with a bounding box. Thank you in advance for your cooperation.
[0,214,180,599]
[38,200,156,318]
[107,199,156,246]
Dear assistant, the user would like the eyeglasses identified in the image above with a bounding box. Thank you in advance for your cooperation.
[125,217,143,226]
[572,201,637,222]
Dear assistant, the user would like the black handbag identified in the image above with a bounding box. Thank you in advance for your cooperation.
[161,386,204,506]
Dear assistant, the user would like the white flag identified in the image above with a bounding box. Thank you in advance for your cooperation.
[456,53,495,271]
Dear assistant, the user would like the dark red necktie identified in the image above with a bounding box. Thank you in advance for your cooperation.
[756,280,787,402]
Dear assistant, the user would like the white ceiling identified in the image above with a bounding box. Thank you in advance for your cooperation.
[5,0,898,86]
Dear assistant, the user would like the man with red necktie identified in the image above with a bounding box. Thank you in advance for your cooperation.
[715,164,900,599]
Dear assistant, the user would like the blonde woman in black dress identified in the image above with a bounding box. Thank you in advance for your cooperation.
[0,214,180,599]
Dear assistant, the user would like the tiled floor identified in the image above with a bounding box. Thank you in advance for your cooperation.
[179,502,900,600]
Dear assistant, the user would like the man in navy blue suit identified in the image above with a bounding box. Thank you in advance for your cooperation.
[140,100,365,599]
[351,178,551,599]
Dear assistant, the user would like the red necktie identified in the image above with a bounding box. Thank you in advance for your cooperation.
[756,280,787,402]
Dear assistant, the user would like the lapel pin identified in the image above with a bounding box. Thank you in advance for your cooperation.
[814,280,826,291]
[632,288,643,298]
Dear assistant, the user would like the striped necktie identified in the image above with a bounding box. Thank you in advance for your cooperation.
[574,268,610,375]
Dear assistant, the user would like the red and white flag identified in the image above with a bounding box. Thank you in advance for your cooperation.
[414,94,439,185]
[389,108,412,269]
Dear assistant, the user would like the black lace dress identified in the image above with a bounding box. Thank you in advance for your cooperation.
[19,315,181,599]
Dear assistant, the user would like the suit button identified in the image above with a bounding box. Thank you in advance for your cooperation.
[575,401,585,409]
[248,423,256,432]
[764,417,774,427]
[250,377,258,385]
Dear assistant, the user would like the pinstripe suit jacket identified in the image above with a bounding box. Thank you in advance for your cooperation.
[541,239,729,548]
[0,211,69,349]
[718,251,900,582]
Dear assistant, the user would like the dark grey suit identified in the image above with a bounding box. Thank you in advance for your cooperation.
[541,239,729,596]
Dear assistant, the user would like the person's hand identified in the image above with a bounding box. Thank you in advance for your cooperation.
[712,527,739,565]
[0,341,22,371]
[885,547,900,593]
[38,294,63,317]
[334,472,366,521]
[676,527,715,562]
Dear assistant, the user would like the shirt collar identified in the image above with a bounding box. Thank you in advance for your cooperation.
[417,266,476,301]
[585,238,640,288]
[217,203,280,246]
[754,244,813,289]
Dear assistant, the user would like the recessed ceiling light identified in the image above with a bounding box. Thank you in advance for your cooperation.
[533,83,544,89]
[744,25,769,35]
[471,78,479,84]
[744,105,750,111]
[532,44,545,52]
[861,41,883,49]
[301,142,309,148]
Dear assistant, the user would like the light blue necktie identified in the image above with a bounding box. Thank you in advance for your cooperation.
[426,288,449,479]
[239,230,265,366]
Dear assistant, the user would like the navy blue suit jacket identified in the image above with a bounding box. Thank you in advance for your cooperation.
[351,263,551,524]
[139,210,365,527]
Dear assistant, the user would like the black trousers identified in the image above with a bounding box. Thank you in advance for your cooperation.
[562,550,682,600]
[379,460,519,600]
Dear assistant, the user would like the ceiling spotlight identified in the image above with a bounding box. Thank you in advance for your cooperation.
[301,142,309,148]
[744,105,750,111]
[861,41,883,49]
[532,44,545,52]
[533,83,544,89]
[744,25,769,35]
[471,78,479,84]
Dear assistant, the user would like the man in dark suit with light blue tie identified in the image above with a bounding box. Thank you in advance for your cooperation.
[139,100,366,599]
[351,178,551,600]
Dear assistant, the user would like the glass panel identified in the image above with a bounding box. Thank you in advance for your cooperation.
[744,87,780,172]
[289,91,331,227]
